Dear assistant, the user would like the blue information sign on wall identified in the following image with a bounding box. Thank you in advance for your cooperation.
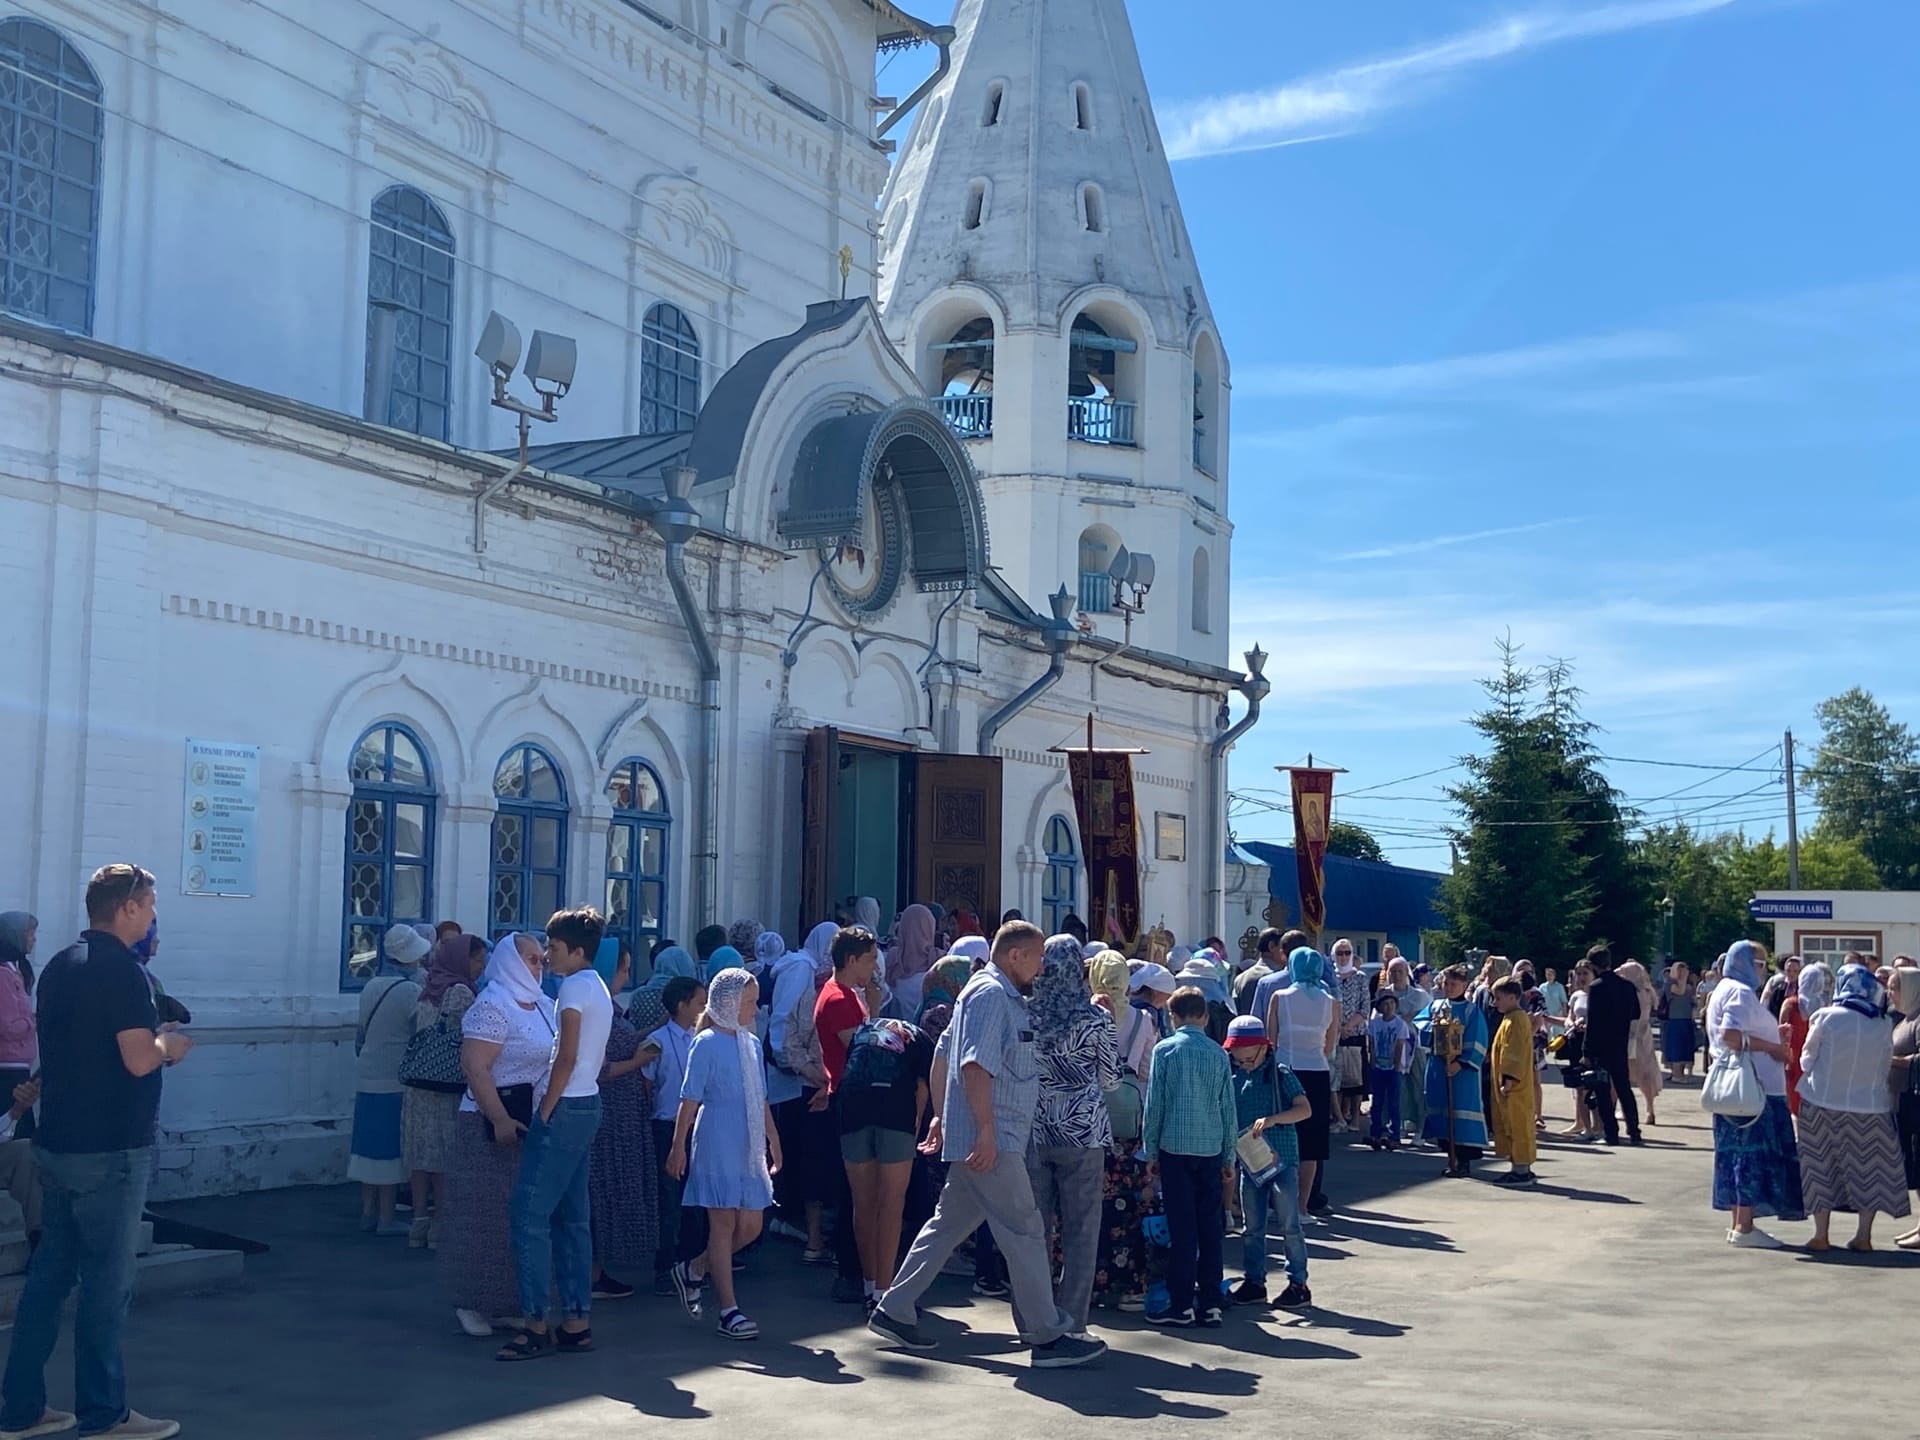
[1748,897,1834,921]
[182,738,260,897]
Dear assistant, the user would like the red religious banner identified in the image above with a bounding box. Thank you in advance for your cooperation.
[1290,767,1336,939]
[1067,750,1142,953]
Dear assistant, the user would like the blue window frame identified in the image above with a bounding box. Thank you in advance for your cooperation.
[605,759,670,962]
[368,184,454,441]
[341,724,436,990]
[0,17,103,333]
[1042,814,1078,935]
[639,302,700,434]
[491,744,568,939]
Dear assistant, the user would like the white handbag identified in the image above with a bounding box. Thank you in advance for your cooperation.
[1700,1045,1766,1121]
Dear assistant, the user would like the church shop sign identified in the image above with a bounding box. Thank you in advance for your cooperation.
[1747,897,1835,921]
[181,739,260,897]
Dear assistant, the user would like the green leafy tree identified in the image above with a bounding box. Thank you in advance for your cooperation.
[1801,688,1920,888]
[1540,659,1652,958]
[1326,821,1384,863]
[1437,641,1593,960]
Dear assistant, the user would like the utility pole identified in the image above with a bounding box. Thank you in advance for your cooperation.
[1784,728,1801,890]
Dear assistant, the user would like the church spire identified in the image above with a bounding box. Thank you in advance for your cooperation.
[877,0,1214,341]
[876,0,1231,671]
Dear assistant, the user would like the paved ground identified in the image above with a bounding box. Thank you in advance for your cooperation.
[24,1081,1913,1439]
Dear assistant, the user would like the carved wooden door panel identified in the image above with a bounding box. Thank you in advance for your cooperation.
[800,727,840,935]
[912,755,1003,923]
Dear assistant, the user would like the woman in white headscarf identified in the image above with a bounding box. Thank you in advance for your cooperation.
[349,924,427,1236]
[667,968,781,1340]
[766,927,832,1264]
[440,933,557,1337]
[1782,961,1834,1118]
[1707,940,1804,1249]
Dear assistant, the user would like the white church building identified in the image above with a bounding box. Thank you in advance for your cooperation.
[0,0,1265,1194]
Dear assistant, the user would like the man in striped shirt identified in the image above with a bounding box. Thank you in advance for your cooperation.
[1143,987,1237,1329]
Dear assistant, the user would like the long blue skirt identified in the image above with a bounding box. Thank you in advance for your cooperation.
[1712,1094,1805,1220]
[1663,1018,1696,1063]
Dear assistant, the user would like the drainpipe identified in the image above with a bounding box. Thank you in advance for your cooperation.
[473,409,532,554]
[649,466,720,927]
[875,21,957,139]
[978,587,1077,756]
[1205,645,1270,935]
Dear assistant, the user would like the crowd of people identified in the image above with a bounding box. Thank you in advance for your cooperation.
[1702,939,1920,1253]
[5,862,1919,1437]
[338,901,1774,1368]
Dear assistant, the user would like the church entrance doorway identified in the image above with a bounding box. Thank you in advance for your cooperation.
[800,727,1002,934]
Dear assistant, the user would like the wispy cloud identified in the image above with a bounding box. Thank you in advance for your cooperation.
[1162,0,1745,161]
[1238,329,1681,399]
[1331,518,1582,562]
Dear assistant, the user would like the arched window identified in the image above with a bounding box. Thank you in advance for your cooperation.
[1078,182,1105,234]
[933,316,994,439]
[1072,82,1093,132]
[1192,547,1212,634]
[1077,523,1121,614]
[640,302,701,433]
[1193,334,1221,475]
[605,759,671,960]
[491,744,568,939]
[1,18,103,333]
[367,185,455,441]
[982,81,1005,127]
[342,724,436,988]
[962,178,988,231]
[1042,815,1078,934]
[1068,313,1137,447]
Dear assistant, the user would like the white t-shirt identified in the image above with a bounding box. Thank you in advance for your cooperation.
[555,969,614,1099]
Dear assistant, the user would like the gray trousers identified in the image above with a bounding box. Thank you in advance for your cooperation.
[880,1151,1072,1346]
[1025,1145,1104,1331]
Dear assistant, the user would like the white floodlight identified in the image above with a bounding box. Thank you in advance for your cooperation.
[524,329,578,399]
[475,311,522,383]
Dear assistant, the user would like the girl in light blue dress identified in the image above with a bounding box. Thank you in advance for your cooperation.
[666,968,782,1340]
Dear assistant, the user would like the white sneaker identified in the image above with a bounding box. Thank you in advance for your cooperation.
[92,1415,179,1440]
[0,1410,76,1439]
[455,1307,494,1337]
[1728,1228,1784,1250]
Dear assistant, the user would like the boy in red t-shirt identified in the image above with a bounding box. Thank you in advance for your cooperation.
[814,927,930,1307]
[815,928,882,1088]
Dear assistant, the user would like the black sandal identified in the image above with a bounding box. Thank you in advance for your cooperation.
[496,1329,555,1362]
[556,1325,594,1353]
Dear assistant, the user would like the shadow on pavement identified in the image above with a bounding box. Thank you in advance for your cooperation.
[121,1145,1478,1438]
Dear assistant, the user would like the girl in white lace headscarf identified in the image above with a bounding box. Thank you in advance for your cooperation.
[667,967,780,1339]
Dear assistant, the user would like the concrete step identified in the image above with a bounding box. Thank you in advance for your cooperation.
[0,1246,243,1326]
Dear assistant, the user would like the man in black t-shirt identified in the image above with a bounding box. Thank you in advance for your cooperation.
[0,864,193,1440]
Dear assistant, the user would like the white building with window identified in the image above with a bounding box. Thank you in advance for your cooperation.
[1751,892,1920,970]
[0,0,1263,1196]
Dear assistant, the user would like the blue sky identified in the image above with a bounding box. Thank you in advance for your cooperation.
[1117,0,1920,866]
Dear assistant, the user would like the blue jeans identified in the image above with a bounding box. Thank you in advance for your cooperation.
[1369,1067,1402,1139]
[510,1094,601,1322]
[0,1147,151,1436]
[1240,1162,1308,1288]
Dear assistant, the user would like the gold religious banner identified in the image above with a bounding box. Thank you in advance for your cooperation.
[1055,716,1150,956]
[1288,766,1338,939]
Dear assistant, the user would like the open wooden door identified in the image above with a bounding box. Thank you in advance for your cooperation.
[912,754,1003,922]
[799,727,840,935]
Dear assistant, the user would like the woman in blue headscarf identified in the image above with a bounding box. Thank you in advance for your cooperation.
[1796,961,1908,1252]
[1265,948,1341,1214]
[1706,939,1804,1249]
[642,945,696,994]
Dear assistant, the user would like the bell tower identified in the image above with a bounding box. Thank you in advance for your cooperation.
[877,0,1231,667]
